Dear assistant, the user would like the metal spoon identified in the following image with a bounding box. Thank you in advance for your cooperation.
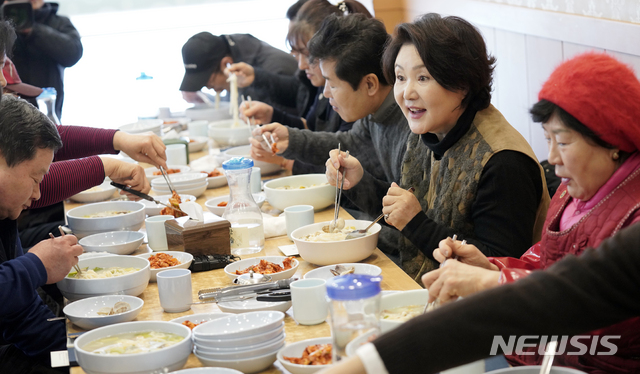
[345,212,386,240]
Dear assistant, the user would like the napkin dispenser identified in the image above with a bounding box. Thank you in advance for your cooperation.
[165,212,230,256]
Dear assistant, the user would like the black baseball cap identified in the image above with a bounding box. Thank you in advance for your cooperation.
[179,32,229,92]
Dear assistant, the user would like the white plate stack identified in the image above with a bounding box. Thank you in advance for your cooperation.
[151,173,208,197]
[192,311,286,373]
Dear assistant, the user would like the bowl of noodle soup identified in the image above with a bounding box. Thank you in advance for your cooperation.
[57,255,150,301]
[291,220,381,266]
[74,321,192,374]
[66,201,146,239]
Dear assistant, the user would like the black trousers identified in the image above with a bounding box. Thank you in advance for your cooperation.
[0,345,69,374]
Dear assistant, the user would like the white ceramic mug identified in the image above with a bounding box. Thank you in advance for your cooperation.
[145,215,174,251]
[251,167,261,194]
[290,278,328,325]
[189,120,209,138]
[157,268,192,313]
[166,144,188,165]
[284,205,314,240]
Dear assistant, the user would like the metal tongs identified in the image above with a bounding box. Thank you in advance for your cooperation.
[110,181,188,217]
[158,165,178,196]
[195,278,296,304]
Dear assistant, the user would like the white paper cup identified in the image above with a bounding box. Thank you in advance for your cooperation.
[145,215,174,251]
[284,205,314,241]
[189,120,209,138]
[166,144,188,166]
[290,278,327,325]
[157,268,192,313]
[251,167,261,194]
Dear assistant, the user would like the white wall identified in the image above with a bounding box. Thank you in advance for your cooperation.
[406,0,640,161]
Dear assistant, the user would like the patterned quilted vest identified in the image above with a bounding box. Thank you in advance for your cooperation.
[508,165,640,373]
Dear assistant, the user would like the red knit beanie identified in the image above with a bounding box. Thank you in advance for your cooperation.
[539,52,640,153]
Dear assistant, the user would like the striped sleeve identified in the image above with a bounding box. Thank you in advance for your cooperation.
[54,125,118,161]
[31,156,106,208]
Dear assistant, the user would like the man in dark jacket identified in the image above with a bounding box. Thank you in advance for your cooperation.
[5,0,83,120]
[179,32,297,112]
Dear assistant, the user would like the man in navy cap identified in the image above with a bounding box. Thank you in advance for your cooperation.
[180,32,297,111]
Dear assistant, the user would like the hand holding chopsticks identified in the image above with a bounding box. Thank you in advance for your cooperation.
[49,226,83,278]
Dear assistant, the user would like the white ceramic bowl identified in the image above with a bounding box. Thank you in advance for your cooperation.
[291,220,381,266]
[69,179,117,203]
[189,136,209,153]
[263,174,334,211]
[303,263,382,280]
[142,194,197,216]
[119,119,163,137]
[217,298,292,314]
[380,289,430,334]
[208,119,251,147]
[186,104,232,122]
[195,332,284,355]
[194,348,278,373]
[79,231,145,255]
[151,173,208,187]
[74,321,192,374]
[136,251,194,282]
[223,145,281,175]
[169,368,243,374]
[152,182,208,198]
[63,295,144,330]
[144,165,191,181]
[204,194,265,216]
[223,256,299,282]
[66,201,146,239]
[56,255,150,301]
[202,168,227,189]
[170,312,234,328]
[487,368,587,374]
[192,311,285,340]
[277,337,333,374]
[193,323,284,348]
[195,334,285,361]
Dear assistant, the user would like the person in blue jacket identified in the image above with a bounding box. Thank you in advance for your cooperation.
[0,22,83,373]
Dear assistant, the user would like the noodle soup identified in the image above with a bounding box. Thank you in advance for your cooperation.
[82,331,185,355]
[68,266,140,279]
[82,210,131,218]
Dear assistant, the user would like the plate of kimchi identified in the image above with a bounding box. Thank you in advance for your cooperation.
[223,256,299,282]
[136,251,193,282]
[277,337,332,374]
[141,193,196,216]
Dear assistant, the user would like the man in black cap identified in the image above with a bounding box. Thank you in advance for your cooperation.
[180,32,298,111]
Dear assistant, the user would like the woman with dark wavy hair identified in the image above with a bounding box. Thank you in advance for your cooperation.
[327,13,549,279]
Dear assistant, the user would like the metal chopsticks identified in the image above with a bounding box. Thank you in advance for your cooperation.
[158,165,178,195]
[50,225,82,277]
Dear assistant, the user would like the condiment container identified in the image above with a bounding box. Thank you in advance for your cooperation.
[222,157,265,255]
[326,274,382,362]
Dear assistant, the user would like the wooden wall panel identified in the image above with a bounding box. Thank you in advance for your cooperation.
[493,30,530,144]
[563,42,604,60]
[525,36,563,161]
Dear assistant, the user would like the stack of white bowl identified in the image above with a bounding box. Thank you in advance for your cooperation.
[192,311,286,373]
[151,172,208,197]
[119,119,163,137]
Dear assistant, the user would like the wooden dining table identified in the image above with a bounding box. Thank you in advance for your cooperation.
[67,149,421,374]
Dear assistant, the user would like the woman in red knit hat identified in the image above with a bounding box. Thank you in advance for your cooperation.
[421,52,640,373]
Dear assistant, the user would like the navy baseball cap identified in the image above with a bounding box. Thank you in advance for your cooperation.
[179,32,229,92]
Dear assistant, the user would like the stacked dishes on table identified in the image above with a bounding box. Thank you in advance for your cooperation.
[151,172,208,197]
[192,311,286,373]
